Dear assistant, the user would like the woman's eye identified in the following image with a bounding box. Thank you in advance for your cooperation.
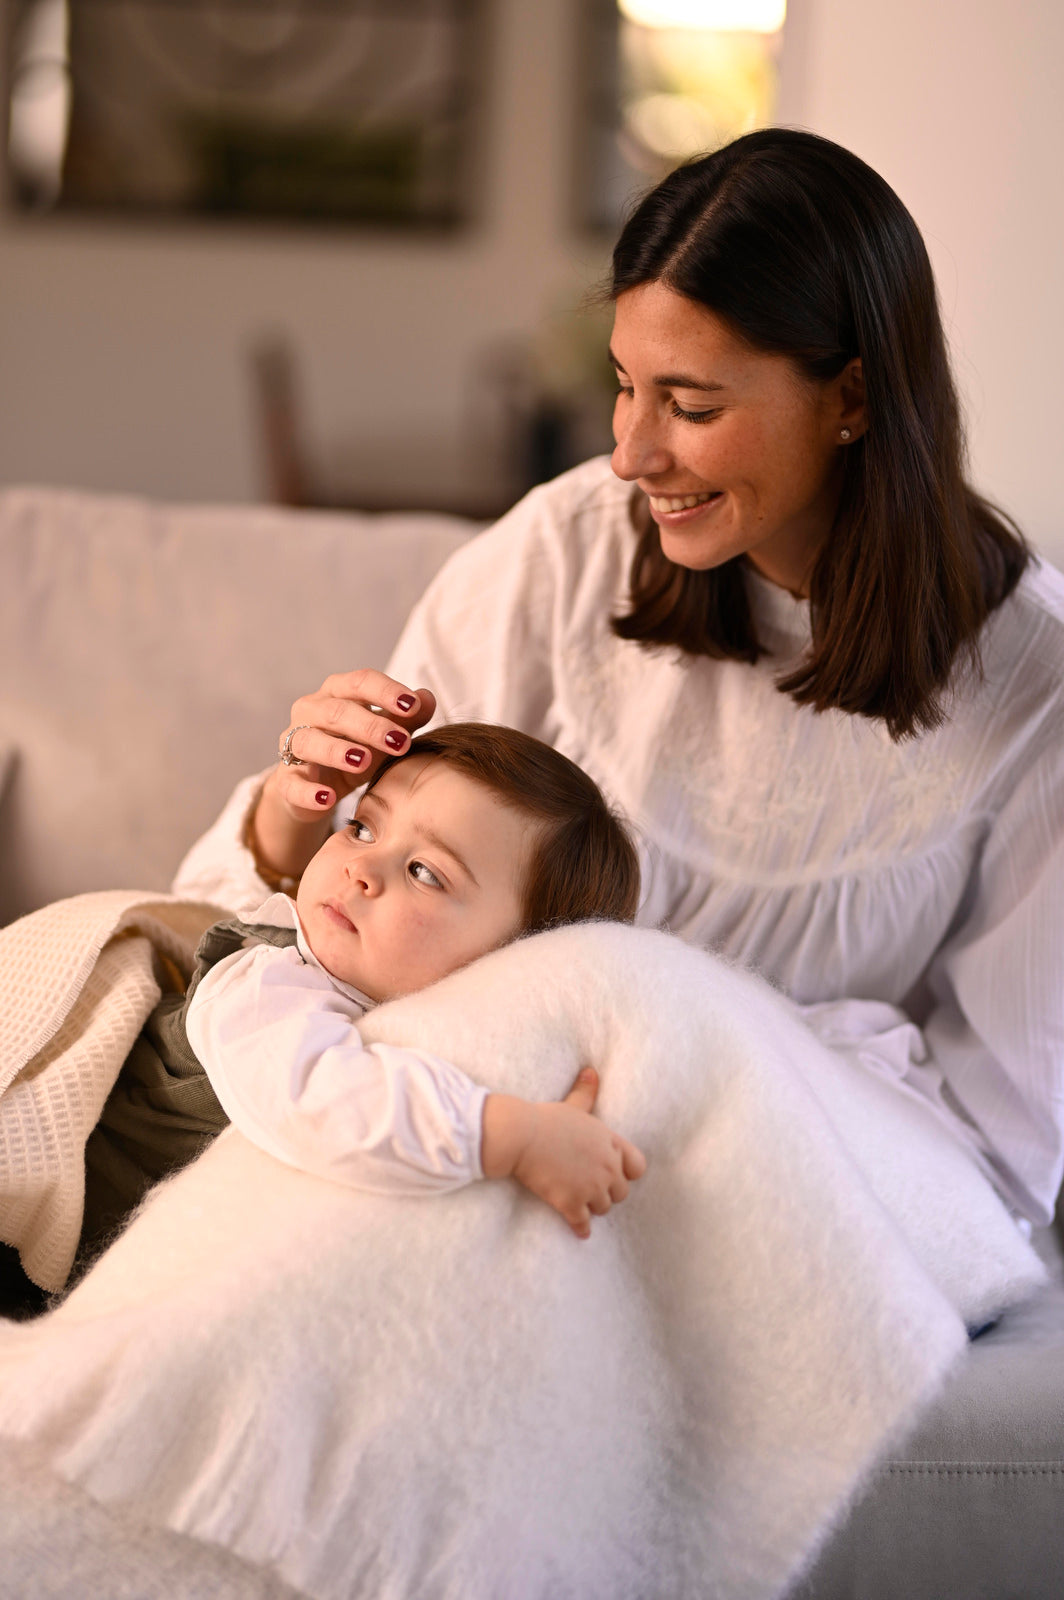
[409,860,443,889]
[668,400,721,425]
[349,819,373,841]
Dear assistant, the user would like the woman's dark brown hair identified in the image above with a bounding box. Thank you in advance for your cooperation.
[369,722,640,932]
[610,128,1028,739]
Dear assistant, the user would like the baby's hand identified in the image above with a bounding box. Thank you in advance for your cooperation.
[481,1068,647,1239]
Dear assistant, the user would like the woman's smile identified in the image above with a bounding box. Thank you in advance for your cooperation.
[646,489,725,525]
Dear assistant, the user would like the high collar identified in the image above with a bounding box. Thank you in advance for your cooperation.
[251,892,378,1011]
[743,562,813,655]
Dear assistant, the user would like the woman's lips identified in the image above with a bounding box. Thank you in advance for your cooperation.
[646,490,723,526]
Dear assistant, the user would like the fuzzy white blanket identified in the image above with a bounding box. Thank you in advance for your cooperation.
[0,911,1046,1600]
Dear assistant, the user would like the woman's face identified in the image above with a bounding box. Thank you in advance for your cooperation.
[609,282,863,595]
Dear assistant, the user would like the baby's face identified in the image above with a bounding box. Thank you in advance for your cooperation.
[296,755,532,1002]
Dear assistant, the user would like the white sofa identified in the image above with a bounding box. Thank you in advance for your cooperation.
[0,485,1061,1598]
[0,486,474,925]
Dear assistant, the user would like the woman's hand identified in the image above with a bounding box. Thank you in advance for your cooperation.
[481,1068,647,1239]
[273,669,436,818]
[249,670,437,885]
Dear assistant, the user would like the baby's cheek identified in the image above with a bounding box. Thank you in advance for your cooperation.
[294,853,328,917]
[409,911,476,981]
[396,908,447,962]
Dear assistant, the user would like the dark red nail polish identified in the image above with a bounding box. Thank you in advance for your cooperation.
[345,747,366,767]
[396,694,416,712]
[385,731,407,751]
[315,790,331,806]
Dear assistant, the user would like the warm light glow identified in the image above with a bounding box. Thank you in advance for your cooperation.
[618,0,786,32]
[7,0,71,206]
[627,93,719,159]
[618,24,777,174]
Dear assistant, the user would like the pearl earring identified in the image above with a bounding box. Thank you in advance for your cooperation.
[840,428,852,441]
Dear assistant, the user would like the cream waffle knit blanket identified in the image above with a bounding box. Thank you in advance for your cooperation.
[0,915,1047,1600]
[0,892,223,1291]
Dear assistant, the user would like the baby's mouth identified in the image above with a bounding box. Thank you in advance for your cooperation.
[323,901,357,934]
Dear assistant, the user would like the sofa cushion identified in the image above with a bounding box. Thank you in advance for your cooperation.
[798,1222,1064,1599]
[0,488,474,924]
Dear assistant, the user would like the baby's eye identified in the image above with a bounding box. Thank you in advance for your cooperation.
[409,860,443,889]
[348,818,373,842]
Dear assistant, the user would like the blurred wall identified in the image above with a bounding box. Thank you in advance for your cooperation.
[0,0,609,508]
[779,0,1064,562]
[0,0,1061,562]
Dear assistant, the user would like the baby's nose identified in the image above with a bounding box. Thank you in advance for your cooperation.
[349,859,383,895]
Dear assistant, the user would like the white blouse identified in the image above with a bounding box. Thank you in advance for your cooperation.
[174,456,1064,1226]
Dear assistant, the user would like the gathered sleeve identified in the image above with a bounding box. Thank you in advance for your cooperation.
[919,739,1064,1224]
[185,942,488,1195]
[171,769,280,916]
[795,731,1064,1228]
[385,482,563,738]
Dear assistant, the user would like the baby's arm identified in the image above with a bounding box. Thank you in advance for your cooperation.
[187,944,645,1228]
[186,943,487,1194]
[482,1069,647,1240]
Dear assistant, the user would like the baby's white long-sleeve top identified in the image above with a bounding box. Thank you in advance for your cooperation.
[184,893,487,1193]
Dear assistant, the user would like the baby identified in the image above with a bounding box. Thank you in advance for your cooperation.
[80,724,645,1265]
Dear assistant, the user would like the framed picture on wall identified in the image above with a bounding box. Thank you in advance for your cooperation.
[4,0,483,228]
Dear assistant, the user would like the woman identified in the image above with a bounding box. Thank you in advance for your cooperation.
[177,129,1064,1230]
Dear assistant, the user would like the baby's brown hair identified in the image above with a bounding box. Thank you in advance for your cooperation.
[369,722,640,934]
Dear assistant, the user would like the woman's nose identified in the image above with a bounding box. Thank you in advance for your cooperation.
[610,395,672,482]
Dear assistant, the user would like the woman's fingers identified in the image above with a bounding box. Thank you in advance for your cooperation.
[274,765,343,818]
[278,722,393,776]
[286,697,414,762]
[285,678,436,766]
[317,672,437,746]
[275,675,438,822]
[318,668,433,721]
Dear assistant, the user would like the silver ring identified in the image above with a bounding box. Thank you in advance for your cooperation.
[279,725,312,766]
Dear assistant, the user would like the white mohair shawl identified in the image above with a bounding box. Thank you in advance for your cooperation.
[0,909,1047,1600]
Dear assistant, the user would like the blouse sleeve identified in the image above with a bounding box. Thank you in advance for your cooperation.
[918,738,1064,1225]
[385,482,563,737]
[185,942,488,1194]
[797,730,1064,1228]
[171,768,281,916]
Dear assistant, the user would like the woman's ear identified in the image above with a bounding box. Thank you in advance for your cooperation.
[835,357,868,442]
